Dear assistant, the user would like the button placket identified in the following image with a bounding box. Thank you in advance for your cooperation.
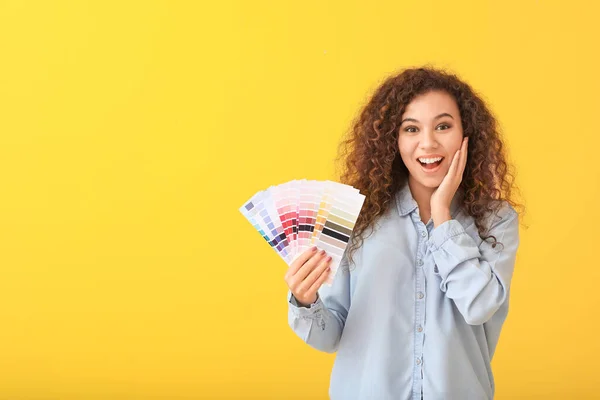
[415,220,427,396]
[410,215,428,398]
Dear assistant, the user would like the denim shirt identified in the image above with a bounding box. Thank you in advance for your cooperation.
[287,182,520,400]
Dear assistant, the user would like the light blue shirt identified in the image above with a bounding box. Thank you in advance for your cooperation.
[287,182,520,400]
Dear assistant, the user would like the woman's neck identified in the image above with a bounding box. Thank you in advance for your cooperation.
[408,176,435,224]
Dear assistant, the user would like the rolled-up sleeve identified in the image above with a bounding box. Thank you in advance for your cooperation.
[427,204,520,325]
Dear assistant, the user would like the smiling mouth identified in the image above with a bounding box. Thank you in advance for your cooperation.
[418,158,444,172]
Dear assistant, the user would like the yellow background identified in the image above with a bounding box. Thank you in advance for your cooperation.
[0,0,598,398]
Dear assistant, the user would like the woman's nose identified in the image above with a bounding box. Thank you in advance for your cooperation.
[419,129,438,149]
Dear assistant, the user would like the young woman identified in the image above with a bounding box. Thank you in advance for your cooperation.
[284,66,522,400]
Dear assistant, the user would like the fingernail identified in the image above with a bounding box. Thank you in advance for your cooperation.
[312,246,317,252]
[326,256,332,261]
[320,249,326,255]
[326,267,331,271]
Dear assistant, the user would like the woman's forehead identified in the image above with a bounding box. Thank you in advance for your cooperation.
[404,91,458,114]
[402,92,460,122]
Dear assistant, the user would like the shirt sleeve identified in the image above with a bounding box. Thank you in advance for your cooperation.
[287,256,351,353]
[426,203,520,325]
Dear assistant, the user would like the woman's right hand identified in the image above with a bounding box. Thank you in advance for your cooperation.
[284,246,332,307]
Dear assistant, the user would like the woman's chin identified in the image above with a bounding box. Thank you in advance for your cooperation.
[411,175,443,189]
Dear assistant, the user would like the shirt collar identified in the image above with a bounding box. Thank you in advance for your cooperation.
[395,181,464,217]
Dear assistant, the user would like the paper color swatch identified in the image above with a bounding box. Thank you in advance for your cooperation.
[240,180,365,285]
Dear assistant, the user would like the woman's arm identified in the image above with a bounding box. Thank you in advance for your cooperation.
[427,204,520,325]
[287,257,351,353]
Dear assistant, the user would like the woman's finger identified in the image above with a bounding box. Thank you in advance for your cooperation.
[297,254,332,294]
[458,137,468,176]
[307,263,333,297]
[285,246,318,280]
[294,249,327,282]
[449,149,460,179]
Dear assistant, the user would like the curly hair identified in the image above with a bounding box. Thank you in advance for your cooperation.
[337,65,524,266]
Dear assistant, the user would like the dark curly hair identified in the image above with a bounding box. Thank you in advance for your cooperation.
[336,65,524,265]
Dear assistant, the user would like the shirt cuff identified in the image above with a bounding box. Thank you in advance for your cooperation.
[288,291,324,317]
[427,219,466,251]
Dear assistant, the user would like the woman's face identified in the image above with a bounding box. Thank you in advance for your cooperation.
[397,90,464,189]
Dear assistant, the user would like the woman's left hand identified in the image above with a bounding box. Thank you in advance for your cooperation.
[430,137,468,227]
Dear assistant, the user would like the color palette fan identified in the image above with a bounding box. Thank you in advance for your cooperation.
[239,180,365,286]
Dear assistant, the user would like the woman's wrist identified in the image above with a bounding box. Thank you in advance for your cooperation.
[432,209,452,228]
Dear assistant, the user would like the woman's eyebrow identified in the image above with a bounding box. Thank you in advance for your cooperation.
[400,113,454,124]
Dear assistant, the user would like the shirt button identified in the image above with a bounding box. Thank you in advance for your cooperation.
[416,358,422,365]
[417,292,424,299]
[421,231,427,237]
[417,325,423,332]
[417,259,423,266]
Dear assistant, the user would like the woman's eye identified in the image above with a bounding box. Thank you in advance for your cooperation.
[404,126,418,133]
[436,124,450,130]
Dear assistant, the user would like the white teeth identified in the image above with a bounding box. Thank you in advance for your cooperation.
[418,157,443,164]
